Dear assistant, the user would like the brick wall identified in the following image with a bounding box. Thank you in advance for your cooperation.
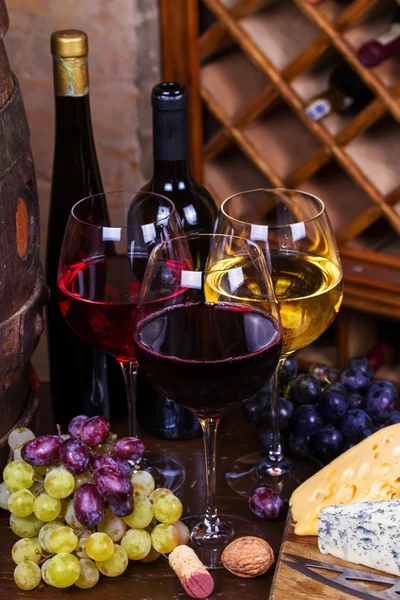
[4,0,161,380]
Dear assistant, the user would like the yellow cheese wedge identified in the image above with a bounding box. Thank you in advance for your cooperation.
[290,424,400,535]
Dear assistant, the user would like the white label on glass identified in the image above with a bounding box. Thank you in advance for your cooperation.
[102,227,121,242]
[228,267,244,294]
[141,223,156,244]
[377,23,400,46]
[290,222,306,242]
[250,223,269,242]
[306,98,331,121]
[181,270,202,290]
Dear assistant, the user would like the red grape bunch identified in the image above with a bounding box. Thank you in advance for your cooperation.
[1,416,187,591]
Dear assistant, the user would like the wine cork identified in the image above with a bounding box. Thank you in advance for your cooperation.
[169,545,215,599]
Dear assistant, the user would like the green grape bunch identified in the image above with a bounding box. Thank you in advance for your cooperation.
[1,419,187,591]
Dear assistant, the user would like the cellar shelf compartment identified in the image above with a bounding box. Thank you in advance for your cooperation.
[200,48,270,120]
[241,104,321,180]
[204,146,269,206]
[239,0,320,71]
[342,2,400,89]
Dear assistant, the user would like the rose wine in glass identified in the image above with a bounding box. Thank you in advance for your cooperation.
[134,233,282,568]
[57,190,186,491]
[215,189,343,497]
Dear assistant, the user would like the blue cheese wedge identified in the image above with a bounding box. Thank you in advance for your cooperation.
[318,499,400,576]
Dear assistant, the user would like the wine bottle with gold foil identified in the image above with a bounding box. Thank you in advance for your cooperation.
[46,30,125,425]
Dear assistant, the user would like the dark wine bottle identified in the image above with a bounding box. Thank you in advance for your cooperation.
[358,9,400,68]
[46,30,125,426]
[136,82,217,440]
[305,63,374,121]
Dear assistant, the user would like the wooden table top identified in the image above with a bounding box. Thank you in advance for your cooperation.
[0,384,287,599]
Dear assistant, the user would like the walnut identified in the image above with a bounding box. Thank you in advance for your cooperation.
[221,536,274,578]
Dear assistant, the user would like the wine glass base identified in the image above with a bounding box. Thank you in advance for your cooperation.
[225,452,322,500]
[140,451,185,493]
[182,513,265,569]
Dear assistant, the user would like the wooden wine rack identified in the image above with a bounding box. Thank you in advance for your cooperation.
[160,0,400,382]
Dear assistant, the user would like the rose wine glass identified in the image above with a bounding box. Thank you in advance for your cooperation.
[134,233,282,568]
[57,190,185,491]
[215,189,343,497]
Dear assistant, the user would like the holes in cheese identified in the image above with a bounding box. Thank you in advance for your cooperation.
[290,424,400,536]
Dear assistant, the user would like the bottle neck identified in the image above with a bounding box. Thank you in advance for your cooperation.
[152,108,191,181]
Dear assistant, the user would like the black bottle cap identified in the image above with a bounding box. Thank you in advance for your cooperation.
[152,82,188,111]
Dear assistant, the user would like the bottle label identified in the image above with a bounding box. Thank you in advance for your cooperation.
[53,56,89,97]
[305,98,332,121]
[377,23,400,46]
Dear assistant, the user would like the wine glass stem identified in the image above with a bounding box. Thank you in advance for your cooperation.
[268,355,287,464]
[199,416,222,533]
[119,361,138,437]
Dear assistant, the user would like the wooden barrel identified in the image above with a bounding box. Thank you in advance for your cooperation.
[0,0,47,466]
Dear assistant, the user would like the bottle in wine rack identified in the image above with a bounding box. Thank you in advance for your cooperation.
[358,8,400,68]
[305,63,375,121]
[46,30,125,426]
[135,82,218,440]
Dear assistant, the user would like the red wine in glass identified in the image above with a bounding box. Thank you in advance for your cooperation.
[136,302,282,419]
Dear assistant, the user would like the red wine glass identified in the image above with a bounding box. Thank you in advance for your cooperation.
[57,190,185,491]
[134,233,283,568]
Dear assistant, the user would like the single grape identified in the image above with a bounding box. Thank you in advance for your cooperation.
[340,409,374,443]
[114,457,134,479]
[38,521,64,553]
[109,495,134,518]
[3,460,35,490]
[312,425,344,459]
[73,482,104,528]
[249,487,284,521]
[121,528,151,560]
[14,560,41,590]
[288,432,312,458]
[75,558,99,589]
[65,499,83,528]
[369,380,398,403]
[124,496,154,529]
[73,470,93,493]
[293,405,323,436]
[115,437,145,461]
[68,415,89,438]
[290,375,322,407]
[59,438,90,474]
[130,470,155,496]
[98,512,127,542]
[153,493,183,524]
[241,392,268,426]
[339,367,371,395]
[172,520,190,545]
[345,357,374,379]
[10,513,44,538]
[33,493,61,522]
[44,467,75,499]
[8,428,35,451]
[96,543,128,577]
[76,536,90,559]
[8,489,35,517]
[348,393,364,410]
[46,553,81,588]
[149,487,174,502]
[328,368,340,384]
[12,538,42,565]
[91,453,120,472]
[95,466,133,502]
[318,389,349,424]
[279,355,299,388]
[263,397,294,431]
[364,386,396,423]
[151,523,179,554]
[21,435,62,467]
[49,525,78,554]
[308,363,330,384]
[82,416,110,447]
[85,532,114,561]
[41,559,51,585]
[140,546,161,563]
[0,481,11,509]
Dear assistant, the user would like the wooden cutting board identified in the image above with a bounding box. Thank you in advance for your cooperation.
[270,511,399,599]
